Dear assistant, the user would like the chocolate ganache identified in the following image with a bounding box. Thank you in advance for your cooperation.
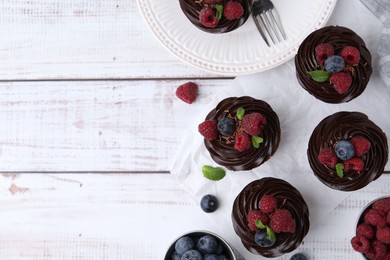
[204,96,280,171]
[179,0,251,33]
[232,177,310,258]
[295,26,372,103]
[308,112,388,191]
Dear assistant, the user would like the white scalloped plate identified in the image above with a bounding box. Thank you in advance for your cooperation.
[137,0,337,75]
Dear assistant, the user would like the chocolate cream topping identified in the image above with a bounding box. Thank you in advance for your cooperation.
[295,26,372,103]
[308,112,388,191]
[179,0,251,33]
[204,96,280,171]
[231,177,310,258]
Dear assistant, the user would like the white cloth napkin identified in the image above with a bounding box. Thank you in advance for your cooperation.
[171,0,390,259]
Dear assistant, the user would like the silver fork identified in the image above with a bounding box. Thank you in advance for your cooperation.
[252,0,286,46]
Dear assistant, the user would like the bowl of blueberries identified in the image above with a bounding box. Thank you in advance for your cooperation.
[164,230,236,260]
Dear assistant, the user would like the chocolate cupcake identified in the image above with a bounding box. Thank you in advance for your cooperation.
[308,112,388,191]
[198,96,280,171]
[179,0,251,33]
[295,26,372,103]
[231,177,310,258]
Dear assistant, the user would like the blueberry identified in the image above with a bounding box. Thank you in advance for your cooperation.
[335,140,355,161]
[175,236,195,255]
[290,253,308,260]
[200,195,219,213]
[218,255,229,260]
[325,55,345,73]
[217,118,235,136]
[204,254,219,260]
[215,243,224,254]
[196,235,218,254]
[181,249,203,260]
[254,229,275,247]
[171,251,181,260]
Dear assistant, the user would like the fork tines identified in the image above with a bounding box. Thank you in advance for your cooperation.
[252,0,286,47]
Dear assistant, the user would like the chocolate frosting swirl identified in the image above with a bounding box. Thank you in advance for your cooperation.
[308,112,388,191]
[295,26,372,103]
[179,0,251,33]
[204,96,280,171]
[231,177,310,258]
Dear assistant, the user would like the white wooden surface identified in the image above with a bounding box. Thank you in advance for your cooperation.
[0,0,388,259]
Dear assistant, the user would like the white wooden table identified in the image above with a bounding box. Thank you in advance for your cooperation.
[0,0,388,259]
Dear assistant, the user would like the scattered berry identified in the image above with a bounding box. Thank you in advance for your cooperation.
[372,198,390,213]
[196,235,218,254]
[176,82,198,104]
[199,7,219,28]
[351,235,370,253]
[254,229,275,247]
[350,136,371,157]
[223,1,244,20]
[234,133,251,152]
[356,223,374,239]
[364,209,387,228]
[290,253,308,260]
[315,43,335,64]
[343,157,364,172]
[318,147,338,168]
[175,236,195,255]
[198,120,218,141]
[259,195,277,214]
[269,209,296,233]
[377,227,390,244]
[247,210,269,231]
[335,140,355,161]
[242,112,266,136]
[366,240,387,259]
[200,194,219,213]
[217,118,235,136]
[340,46,360,65]
[330,72,352,94]
[325,55,345,73]
[181,249,203,260]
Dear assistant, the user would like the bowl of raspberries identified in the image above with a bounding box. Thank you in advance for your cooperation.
[165,230,236,260]
[351,196,390,259]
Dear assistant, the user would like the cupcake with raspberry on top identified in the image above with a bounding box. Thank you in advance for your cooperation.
[295,26,372,103]
[198,96,280,171]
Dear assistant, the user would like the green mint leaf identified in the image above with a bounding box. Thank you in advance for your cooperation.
[255,220,266,229]
[266,226,276,243]
[215,4,223,20]
[252,136,264,149]
[336,163,344,178]
[236,107,245,120]
[202,165,226,181]
[307,70,331,83]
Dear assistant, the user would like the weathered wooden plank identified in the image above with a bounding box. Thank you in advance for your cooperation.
[0,0,217,80]
[0,79,232,171]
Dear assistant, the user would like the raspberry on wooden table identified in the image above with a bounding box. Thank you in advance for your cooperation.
[198,120,218,141]
[175,82,198,104]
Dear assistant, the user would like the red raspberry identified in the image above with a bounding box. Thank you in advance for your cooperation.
[350,136,371,156]
[259,195,277,214]
[318,147,338,168]
[366,240,387,259]
[315,43,335,64]
[343,157,364,172]
[198,120,218,140]
[364,209,387,228]
[223,1,243,20]
[234,133,251,152]
[356,223,374,239]
[351,235,370,253]
[377,227,390,244]
[242,112,266,136]
[372,198,390,214]
[175,82,198,104]
[330,72,352,94]
[199,7,219,28]
[340,46,360,65]
[269,209,296,233]
[203,0,222,4]
[247,210,269,231]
